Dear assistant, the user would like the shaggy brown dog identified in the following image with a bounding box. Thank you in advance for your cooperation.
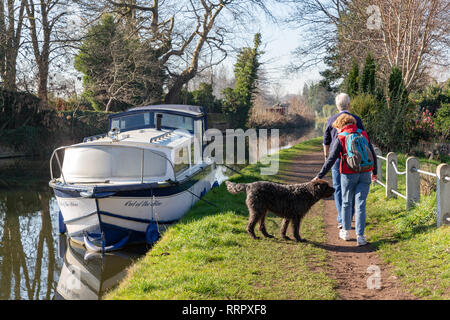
[226,179,334,242]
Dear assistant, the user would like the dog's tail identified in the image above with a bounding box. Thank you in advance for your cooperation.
[225,181,247,194]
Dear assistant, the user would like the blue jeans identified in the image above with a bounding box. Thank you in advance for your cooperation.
[341,171,372,236]
[331,159,354,225]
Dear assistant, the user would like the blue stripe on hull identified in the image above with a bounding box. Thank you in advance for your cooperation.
[52,173,211,199]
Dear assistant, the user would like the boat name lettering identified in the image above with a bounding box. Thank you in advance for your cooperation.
[59,201,79,207]
[124,200,161,207]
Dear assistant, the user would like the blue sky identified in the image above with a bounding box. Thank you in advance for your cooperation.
[218,4,324,97]
[257,19,323,95]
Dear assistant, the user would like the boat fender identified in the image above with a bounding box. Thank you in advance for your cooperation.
[58,234,67,259]
[58,210,67,234]
[146,222,160,244]
[83,232,130,253]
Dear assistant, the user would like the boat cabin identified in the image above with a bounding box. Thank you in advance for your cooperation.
[58,105,208,185]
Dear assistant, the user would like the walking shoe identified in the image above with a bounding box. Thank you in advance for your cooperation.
[339,229,350,241]
[357,235,368,246]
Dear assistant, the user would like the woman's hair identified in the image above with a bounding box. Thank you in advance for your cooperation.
[332,113,356,129]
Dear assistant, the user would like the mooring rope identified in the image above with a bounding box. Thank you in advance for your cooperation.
[219,164,243,176]
[184,187,219,209]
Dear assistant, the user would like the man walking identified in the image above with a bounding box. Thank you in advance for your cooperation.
[323,93,365,229]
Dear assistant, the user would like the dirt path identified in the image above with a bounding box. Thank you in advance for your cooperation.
[284,150,415,300]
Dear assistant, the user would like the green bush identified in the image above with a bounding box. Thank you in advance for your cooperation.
[320,104,337,118]
[350,93,378,120]
[434,103,450,141]
[411,80,450,115]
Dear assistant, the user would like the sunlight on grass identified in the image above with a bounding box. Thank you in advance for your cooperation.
[366,183,450,299]
[106,137,338,300]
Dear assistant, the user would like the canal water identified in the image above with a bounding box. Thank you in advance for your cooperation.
[0,126,322,300]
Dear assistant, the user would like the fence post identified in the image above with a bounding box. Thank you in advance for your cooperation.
[386,152,397,199]
[374,147,383,182]
[406,157,420,210]
[436,164,450,227]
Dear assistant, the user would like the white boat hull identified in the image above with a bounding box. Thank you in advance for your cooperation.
[52,164,219,247]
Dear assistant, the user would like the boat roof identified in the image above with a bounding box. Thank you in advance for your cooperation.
[81,128,191,149]
[124,104,205,117]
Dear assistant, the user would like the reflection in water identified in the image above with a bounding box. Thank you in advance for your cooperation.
[277,125,324,151]
[56,238,146,300]
[0,182,147,300]
[0,187,61,299]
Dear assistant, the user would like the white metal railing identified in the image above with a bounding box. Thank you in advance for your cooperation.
[49,144,177,184]
[373,147,450,227]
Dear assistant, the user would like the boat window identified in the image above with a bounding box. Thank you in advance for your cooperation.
[158,113,194,132]
[174,145,189,174]
[111,112,151,132]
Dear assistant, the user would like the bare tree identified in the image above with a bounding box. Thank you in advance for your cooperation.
[23,0,76,107]
[282,0,346,72]
[285,0,450,89]
[349,0,450,89]
[0,0,26,91]
[75,0,270,105]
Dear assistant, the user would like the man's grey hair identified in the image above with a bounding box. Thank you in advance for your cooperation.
[335,93,351,111]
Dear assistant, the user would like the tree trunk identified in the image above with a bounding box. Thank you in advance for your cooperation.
[106,97,113,112]
[164,72,195,104]
[3,51,17,91]
[37,67,48,108]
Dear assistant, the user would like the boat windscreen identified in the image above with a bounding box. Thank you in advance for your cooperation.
[110,112,152,132]
[110,111,195,133]
[158,113,194,132]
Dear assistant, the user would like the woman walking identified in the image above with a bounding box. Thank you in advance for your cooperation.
[314,113,377,246]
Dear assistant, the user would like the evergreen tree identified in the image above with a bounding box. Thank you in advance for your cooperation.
[346,60,359,96]
[183,82,221,113]
[74,15,165,111]
[360,53,376,94]
[388,66,408,104]
[378,66,412,151]
[222,33,262,128]
[319,47,344,92]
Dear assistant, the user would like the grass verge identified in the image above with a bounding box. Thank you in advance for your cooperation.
[365,154,450,299]
[105,137,339,300]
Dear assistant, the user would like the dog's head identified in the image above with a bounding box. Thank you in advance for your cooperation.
[310,179,335,199]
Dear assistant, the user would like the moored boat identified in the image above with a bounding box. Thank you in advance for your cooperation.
[49,105,219,251]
